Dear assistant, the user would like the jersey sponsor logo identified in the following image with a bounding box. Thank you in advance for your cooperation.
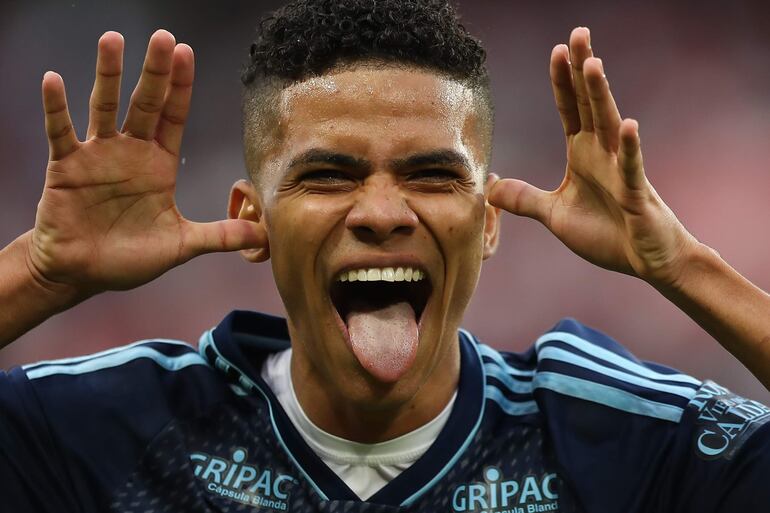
[688,381,770,460]
[190,448,298,510]
[451,467,560,513]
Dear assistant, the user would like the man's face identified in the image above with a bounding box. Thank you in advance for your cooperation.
[234,65,499,407]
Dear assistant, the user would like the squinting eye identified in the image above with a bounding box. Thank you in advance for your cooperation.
[409,169,459,182]
[300,170,353,184]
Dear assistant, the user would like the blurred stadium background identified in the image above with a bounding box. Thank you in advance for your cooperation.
[1,0,769,403]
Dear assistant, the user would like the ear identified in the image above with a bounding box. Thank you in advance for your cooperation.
[482,173,502,260]
[228,179,270,263]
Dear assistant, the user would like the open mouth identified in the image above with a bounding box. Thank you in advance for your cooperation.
[329,267,432,324]
[328,266,433,383]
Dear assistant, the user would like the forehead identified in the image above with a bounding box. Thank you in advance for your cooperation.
[266,66,484,169]
[280,66,475,121]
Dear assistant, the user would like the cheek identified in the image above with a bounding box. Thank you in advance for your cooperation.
[269,199,342,251]
[431,193,486,252]
[265,198,348,297]
[429,194,487,306]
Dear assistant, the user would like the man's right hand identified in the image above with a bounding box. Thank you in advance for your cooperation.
[31,30,264,296]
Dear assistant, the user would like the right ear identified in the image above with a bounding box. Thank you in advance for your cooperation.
[228,179,270,263]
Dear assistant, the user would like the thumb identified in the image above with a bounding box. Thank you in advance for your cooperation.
[183,218,267,260]
[488,178,552,224]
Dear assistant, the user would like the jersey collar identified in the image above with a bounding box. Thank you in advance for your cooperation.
[200,310,485,506]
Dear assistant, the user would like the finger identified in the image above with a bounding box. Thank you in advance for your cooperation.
[86,32,124,139]
[569,27,594,132]
[488,178,553,224]
[550,44,580,136]
[122,29,176,139]
[183,219,268,259]
[42,72,80,161]
[155,44,194,155]
[584,57,622,152]
[617,118,646,189]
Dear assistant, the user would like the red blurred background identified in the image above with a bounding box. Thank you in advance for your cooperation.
[2,0,769,402]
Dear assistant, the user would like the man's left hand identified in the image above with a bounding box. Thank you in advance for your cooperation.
[489,27,697,288]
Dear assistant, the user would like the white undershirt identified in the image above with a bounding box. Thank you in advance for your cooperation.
[260,348,456,500]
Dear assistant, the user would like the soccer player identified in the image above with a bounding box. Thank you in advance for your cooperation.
[1,0,769,511]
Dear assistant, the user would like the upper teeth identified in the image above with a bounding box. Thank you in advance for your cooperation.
[338,267,425,283]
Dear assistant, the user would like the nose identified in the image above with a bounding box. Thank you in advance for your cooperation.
[345,176,418,242]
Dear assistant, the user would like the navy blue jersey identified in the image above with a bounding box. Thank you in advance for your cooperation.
[1,310,769,512]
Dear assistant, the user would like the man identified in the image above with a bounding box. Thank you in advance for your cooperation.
[1,0,769,511]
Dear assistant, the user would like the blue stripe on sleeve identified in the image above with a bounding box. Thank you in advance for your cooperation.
[484,364,534,394]
[485,385,539,416]
[536,332,701,386]
[533,371,685,423]
[22,338,193,371]
[538,346,697,400]
[26,346,207,380]
[476,344,535,377]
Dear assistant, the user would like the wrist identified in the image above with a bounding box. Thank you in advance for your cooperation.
[16,230,90,311]
[0,231,89,345]
[648,239,722,296]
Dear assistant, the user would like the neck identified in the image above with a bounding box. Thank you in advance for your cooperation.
[289,337,460,444]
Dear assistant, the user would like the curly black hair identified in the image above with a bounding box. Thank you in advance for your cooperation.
[242,0,487,85]
[241,0,493,179]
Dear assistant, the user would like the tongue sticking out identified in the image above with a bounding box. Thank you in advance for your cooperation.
[346,301,419,383]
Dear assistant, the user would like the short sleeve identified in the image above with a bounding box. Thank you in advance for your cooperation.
[0,367,82,512]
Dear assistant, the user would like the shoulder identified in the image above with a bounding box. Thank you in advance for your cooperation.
[467,318,703,423]
[464,320,770,510]
[11,338,228,436]
[0,337,234,504]
[532,317,702,423]
[21,337,213,396]
[22,337,206,380]
[492,318,770,445]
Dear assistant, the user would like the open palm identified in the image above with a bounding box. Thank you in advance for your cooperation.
[489,27,695,286]
[32,31,263,293]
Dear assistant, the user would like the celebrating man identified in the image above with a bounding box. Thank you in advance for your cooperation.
[1,1,769,511]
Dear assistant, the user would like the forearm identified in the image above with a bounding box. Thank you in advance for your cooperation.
[0,231,84,348]
[654,242,770,391]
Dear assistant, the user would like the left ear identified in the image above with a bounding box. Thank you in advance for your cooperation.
[482,173,502,260]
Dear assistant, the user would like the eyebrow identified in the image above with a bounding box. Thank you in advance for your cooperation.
[288,148,470,173]
[390,149,470,172]
[288,149,371,171]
